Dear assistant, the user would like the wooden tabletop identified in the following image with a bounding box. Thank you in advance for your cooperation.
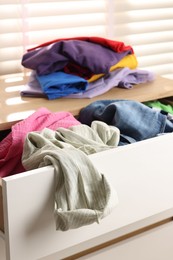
[0,75,173,131]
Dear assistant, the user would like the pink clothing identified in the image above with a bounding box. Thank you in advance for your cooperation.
[0,108,80,177]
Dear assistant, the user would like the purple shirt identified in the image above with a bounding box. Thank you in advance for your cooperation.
[22,40,131,76]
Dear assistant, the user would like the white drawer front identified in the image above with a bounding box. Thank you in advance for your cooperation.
[2,133,173,260]
[78,220,173,260]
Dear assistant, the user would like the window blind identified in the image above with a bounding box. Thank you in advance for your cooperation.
[110,0,173,80]
[0,0,173,79]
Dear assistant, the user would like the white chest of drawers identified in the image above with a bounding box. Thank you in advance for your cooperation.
[1,133,173,260]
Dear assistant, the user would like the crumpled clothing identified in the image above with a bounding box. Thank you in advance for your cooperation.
[0,108,80,177]
[39,121,120,154]
[22,40,131,78]
[22,121,119,231]
[78,100,173,145]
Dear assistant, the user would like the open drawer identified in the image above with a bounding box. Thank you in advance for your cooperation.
[1,133,173,260]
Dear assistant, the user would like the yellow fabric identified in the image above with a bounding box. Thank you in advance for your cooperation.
[88,54,138,83]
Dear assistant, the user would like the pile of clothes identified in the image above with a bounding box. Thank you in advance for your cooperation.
[0,108,119,231]
[21,36,155,99]
[1,98,173,230]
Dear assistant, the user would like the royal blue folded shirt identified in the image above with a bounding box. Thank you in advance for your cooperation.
[36,71,88,99]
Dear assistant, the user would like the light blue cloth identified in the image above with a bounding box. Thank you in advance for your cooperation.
[78,99,173,145]
[36,71,88,99]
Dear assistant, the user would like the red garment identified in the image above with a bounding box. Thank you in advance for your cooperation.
[0,108,80,177]
[27,36,134,54]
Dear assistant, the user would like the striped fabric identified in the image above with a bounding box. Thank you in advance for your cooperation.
[22,121,119,231]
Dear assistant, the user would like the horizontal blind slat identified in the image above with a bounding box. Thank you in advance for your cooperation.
[137,53,173,67]
[116,31,173,46]
[28,1,106,17]
[0,3,105,20]
[28,26,107,49]
[0,0,99,4]
[134,42,173,56]
[0,61,23,76]
[0,33,24,48]
[113,0,173,11]
[141,63,173,75]
[112,9,173,24]
[113,20,173,36]
[0,47,23,62]
[28,13,106,31]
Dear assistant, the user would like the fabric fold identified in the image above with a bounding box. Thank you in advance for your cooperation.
[78,100,173,144]
[66,68,155,99]
[36,71,88,99]
[20,67,155,99]
[22,121,119,231]
[88,54,138,83]
[22,40,132,78]
[0,108,80,177]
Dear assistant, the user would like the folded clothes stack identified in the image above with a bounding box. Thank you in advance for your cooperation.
[21,36,155,100]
